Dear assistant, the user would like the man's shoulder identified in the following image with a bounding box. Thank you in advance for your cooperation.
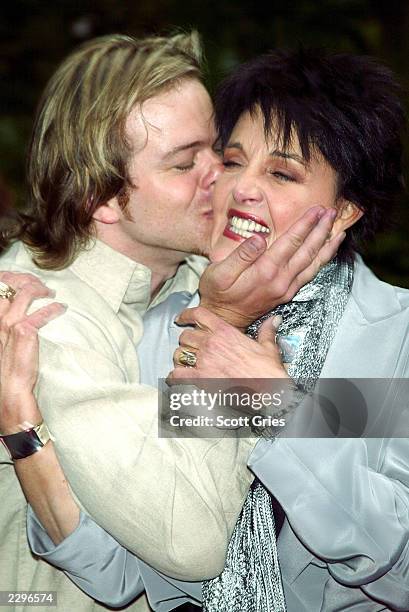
[1,241,115,312]
[0,241,133,354]
[0,241,81,293]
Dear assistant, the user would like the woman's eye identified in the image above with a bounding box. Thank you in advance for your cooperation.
[223,160,240,168]
[270,171,295,182]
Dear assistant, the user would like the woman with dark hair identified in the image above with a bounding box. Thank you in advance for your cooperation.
[212,49,404,263]
[1,48,409,611]
[191,49,409,611]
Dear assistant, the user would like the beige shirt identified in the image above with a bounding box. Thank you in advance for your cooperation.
[0,240,255,612]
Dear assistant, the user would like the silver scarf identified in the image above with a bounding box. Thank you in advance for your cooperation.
[202,258,354,612]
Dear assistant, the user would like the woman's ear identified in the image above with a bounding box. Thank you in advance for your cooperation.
[331,200,364,236]
[92,198,121,225]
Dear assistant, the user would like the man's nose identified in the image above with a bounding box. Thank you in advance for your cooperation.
[200,151,224,190]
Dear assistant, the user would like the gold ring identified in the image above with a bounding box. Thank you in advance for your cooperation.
[0,281,16,301]
[178,349,197,367]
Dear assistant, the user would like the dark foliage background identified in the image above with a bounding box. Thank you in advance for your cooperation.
[1,0,408,285]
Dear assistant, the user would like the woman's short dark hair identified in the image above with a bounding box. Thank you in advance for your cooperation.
[215,49,406,259]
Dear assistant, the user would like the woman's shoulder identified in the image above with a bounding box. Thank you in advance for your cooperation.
[352,255,409,321]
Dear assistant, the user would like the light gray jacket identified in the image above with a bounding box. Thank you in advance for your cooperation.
[28,257,409,611]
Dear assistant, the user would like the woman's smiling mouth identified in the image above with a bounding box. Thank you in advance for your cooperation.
[223,208,271,241]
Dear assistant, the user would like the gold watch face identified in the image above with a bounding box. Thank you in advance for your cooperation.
[34,422,53,446]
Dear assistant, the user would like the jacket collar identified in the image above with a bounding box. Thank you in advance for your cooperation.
[351,255,405,323]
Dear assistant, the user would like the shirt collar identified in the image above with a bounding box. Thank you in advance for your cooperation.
[70,239,152,314]
[150,254,208,309]
[70,239,207,316]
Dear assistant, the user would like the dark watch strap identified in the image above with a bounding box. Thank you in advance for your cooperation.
[0,422,52,460]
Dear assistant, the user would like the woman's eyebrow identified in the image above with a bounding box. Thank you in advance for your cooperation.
[270,149,306,167]
[224,141,243,150]
[225,143,306,168]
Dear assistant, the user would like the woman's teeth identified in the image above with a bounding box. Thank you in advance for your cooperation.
[228,215,270,238]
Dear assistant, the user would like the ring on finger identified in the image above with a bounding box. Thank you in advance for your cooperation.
[177,349,197,368]
[0,281,16,301]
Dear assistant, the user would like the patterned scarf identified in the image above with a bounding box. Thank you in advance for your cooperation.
[202,258,354,612]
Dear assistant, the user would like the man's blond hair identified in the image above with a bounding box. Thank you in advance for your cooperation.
[19,32,203,269]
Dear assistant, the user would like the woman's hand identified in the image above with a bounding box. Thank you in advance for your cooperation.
[0,271,66,434]
[170,307,288,381]
[0,271,79,545]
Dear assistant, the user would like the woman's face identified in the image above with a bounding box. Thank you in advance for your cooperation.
[210,109,356,262]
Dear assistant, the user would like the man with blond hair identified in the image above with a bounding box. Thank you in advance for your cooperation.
[0,32,334,611]
[0,31,232,612]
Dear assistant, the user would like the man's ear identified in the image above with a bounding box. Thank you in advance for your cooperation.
[331,200,364,236]
[92,198,121,225]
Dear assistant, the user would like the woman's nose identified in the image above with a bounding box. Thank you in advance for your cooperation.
[233,171,263,205]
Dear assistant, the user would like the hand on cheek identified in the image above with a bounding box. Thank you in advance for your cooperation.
[200,206,344,329]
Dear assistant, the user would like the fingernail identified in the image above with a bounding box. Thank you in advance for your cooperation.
[59,303,68,310]
[247,234,265,252]
[327,208,337,220]
[271,314,283,329]
[316,207,326,219]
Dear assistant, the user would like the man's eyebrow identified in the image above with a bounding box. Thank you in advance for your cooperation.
[270,149,306,166]
[162,141,205,160]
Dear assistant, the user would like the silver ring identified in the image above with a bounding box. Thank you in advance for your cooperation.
[178,349,197,367]
[0,281,16,301]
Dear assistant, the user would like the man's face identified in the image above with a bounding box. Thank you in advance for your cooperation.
[113,79,221,267]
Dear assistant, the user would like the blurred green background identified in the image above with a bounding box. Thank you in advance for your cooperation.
[1,0,408,285]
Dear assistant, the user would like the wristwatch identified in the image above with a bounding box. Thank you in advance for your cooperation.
[0,421,53,460]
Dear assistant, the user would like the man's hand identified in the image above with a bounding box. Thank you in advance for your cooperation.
[199,206,345,329]
[169,307,287,381]
[0,271,66,434]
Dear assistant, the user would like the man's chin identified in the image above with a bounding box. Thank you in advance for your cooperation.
[188,245,210,259]
[180,230,212,258]
[187,236,212,259]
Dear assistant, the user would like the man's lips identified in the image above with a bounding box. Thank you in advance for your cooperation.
[227,208,269,228]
